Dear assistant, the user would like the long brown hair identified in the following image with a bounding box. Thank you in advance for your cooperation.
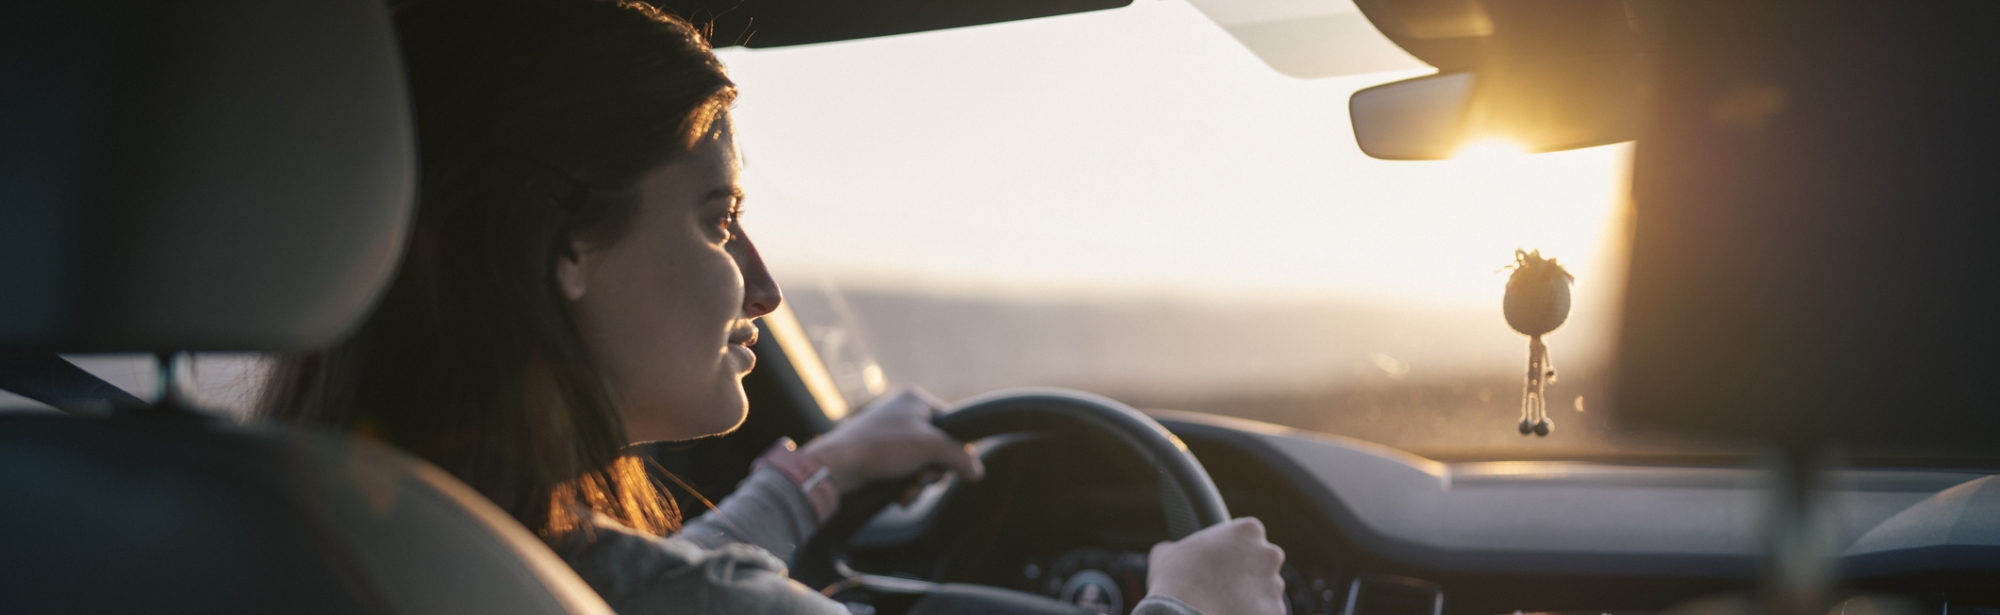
[261,0,734,538]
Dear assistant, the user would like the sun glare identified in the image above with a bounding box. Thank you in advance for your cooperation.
[1453,139,1532,161]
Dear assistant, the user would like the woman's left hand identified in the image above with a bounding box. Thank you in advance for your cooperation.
[800,386,984,494]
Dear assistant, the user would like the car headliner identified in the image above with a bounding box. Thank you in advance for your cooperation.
[649,0,1133,48]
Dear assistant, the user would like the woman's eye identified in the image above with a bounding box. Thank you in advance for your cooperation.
[713,208,741,241]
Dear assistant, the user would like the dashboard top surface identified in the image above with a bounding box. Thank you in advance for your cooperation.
[1145,410,2000,579]
[851,409,2000,590]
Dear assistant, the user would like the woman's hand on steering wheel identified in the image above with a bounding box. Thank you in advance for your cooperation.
[801,386,985,495]
[1147,517,1288,615]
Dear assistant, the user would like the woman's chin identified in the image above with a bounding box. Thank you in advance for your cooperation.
[690,399,749,438]
[619,388,749,443]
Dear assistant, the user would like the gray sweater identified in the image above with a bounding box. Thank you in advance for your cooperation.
[551,468,1202,615]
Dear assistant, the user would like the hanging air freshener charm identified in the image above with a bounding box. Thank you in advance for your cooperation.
[1503,249,1573,437]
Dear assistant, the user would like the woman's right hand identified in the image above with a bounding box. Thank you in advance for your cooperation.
[1146,517,1287,615]
[800,386,983,495]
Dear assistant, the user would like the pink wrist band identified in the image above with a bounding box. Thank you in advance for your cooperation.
[753,438,840,524]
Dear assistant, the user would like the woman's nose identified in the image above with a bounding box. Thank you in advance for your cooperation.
[730,230,782,318]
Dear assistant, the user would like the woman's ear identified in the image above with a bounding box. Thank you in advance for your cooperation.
[556,238,597,302]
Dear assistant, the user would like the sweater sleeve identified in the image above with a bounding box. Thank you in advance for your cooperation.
[553,515,847,615]
[676,467,823,560]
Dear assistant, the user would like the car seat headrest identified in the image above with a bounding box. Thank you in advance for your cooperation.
[0,0,413,352]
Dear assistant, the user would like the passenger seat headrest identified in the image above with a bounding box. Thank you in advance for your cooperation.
[0,0,413,352]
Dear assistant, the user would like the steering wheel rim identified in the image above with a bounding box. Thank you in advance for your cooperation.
[791,388,1231,600]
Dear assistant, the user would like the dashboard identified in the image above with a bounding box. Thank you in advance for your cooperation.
[842,410,2000,615]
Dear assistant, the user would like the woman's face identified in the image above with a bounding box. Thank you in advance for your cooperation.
[559,128,782,443]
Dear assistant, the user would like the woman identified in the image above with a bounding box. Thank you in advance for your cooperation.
[263,0,1286,613]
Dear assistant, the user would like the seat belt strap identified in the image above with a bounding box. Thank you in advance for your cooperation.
[0,354,151,416]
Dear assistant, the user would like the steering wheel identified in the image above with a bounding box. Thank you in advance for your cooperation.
[791,388,1231,614]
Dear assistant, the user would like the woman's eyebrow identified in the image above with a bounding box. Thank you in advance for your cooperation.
[704,186,745,202]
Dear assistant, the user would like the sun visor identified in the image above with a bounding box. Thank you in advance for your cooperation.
[0,0,413,353]
[1183,0,1428,79]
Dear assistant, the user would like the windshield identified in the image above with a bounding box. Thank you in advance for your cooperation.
[718,0,1704,461]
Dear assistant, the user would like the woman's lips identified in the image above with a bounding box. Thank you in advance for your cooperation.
[728,342,756,370]
[727,327,759,371]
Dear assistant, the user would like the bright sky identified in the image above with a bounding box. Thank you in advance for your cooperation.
[717,0,1632,311]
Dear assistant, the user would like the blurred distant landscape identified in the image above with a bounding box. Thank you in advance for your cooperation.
[782,284,1717,460]
[0,282,1728,459]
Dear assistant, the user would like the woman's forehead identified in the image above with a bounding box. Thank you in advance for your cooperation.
[639,134,741,200]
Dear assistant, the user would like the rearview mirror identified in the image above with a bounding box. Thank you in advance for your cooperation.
[1349,72,1475,160]
[1350,54,1649,160]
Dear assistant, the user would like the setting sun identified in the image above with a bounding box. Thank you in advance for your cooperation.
[1452,139,1531,161]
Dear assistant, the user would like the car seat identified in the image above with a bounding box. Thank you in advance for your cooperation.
[0,0,613,613]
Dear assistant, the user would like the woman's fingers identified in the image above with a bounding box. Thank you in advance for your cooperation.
[930,438,985,482]
[801,385,983,491]
[903,386,949,415]
[877,386,939,419]
[877,387,984,481]
[1145,517,1288,615]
